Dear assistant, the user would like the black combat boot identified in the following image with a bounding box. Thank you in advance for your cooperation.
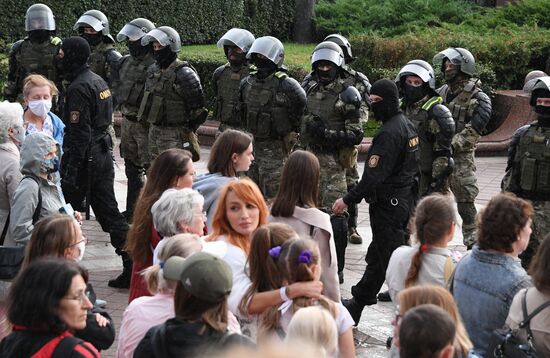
[108,252,132,289]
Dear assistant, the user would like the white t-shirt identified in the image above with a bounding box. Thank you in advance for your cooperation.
[280,302,354,336]
[386,245,456,305]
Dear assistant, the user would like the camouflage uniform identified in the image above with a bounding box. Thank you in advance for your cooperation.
[88,42,121,85]
[503,84,550,268]
[139,59,206,161]
[240,69,306,198]
[4,36,61,103]
[213,63,253,131]
[301,47,364,280]
[112,18,156,220]
[437,78,491,246]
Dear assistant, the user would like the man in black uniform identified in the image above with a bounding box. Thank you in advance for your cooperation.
[333,79,419,325]
[58,37,131,288]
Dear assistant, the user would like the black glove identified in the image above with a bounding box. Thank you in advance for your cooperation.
[305,119,327,138]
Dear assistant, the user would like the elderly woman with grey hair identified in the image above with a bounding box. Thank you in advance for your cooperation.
[0,101,25,244]
[151,188,206,264]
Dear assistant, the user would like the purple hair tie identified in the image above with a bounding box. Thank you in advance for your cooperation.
[298,250,312,264]
[268,246,282,259]
[159,261,164,269]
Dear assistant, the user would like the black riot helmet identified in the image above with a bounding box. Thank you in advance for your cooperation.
[324,34,354,64]
[74,10,115,44]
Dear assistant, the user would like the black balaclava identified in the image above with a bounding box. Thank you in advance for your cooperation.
[252,54,277,79]
[314,60,338,85]
[532,88,550,126]
[28,30,51,44]
[154,45,176,69]
[402,81,428,105]
[59,36,91,81]
[80,31,103,47]
[224,45,246,67]
[129,40,151,59]
[370,78,401,122]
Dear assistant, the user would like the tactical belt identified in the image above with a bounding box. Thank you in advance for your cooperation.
[307,144,336,154]
[376,183,414,199]
[153,121,189,128]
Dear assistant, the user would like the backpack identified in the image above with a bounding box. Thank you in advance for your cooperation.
[32,332,98,358]
[488,289,550,358]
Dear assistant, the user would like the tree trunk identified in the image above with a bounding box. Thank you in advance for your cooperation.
[293,0,316,43]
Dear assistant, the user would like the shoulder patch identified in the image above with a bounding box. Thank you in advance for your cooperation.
[70,111,80,124]
[368,155,380,168]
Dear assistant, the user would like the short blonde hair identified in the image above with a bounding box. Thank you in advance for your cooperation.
[285,306,338,358]
[23,74,59,98]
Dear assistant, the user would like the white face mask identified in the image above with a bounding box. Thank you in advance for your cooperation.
[28,99,52,118]
[75,240,86,262]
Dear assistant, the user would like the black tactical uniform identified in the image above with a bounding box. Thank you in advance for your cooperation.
[342,79,419,324]
[59,37,130,287]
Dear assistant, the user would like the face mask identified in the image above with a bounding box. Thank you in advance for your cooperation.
[254,58,277,79]
[75,240,86,262]
[403,84,425,104]
[28,99,52,117]
[28,30,50,44]
[81,33,102,47]
[535,105,550,118]
[129,41,150,58]
[154,46,176,69]
[10,127,26,147]
[40,156,60,174]
[226,47,246,66]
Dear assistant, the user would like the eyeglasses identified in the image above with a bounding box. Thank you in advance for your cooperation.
[64,290,92,305]
[68,237,88,248]
[195,211,207,221]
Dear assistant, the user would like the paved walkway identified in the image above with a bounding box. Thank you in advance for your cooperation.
[81,149,506,357]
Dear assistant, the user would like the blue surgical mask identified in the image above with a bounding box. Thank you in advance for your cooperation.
[41,156,60,174]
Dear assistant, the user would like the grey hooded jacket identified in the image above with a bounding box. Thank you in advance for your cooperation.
[6,132,65,246]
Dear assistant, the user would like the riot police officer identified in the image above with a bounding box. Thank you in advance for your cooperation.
[396,59,455,196]
[333,79,419,325]
[239,36,306,198]
[502,76,550,268]
[213,28,255,132]
[301,41,364,284]
[433,47,492,248]
[57,37,130,288]
[138,26,207,162]
[74,10,122,84]
[4,4,61,103]
[112,18,156,222]
[303,34,371,245]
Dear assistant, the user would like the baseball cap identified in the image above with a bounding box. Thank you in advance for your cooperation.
[163,252,233,303]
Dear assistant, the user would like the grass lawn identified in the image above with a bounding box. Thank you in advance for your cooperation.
[182,42,316,70]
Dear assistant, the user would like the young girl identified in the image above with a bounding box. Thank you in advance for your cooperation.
[385,194,457,304]
[271,150,339,301]
[193,129,254,232]
[260,238,355,358]
[233,223,322,339]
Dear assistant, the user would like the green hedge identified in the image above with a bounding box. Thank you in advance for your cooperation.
[1,0,295,45]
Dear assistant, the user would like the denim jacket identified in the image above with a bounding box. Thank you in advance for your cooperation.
[453,245,531,356]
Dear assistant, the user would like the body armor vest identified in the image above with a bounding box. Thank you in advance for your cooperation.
[138,59,191,127]
[515,124,550,196]
[216,64,250,126]
[15,38,59,89]
[438,78,480,132]
[405,96,442,173]
[89,42,114,81]
[242,71,291,139]
[115,54,155,119]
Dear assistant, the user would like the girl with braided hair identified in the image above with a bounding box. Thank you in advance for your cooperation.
[385,194,457,305]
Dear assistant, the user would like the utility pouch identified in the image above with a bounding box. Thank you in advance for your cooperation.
[256,112,272,139]
[148,95,165,125]
[338,146,357,170]
[520,157,537,192]
[272,106,291,137]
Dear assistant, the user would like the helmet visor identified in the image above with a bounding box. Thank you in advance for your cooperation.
[433,48,463,67]
[117,23,146,42]
[25,9,55,31]
[530,77,550,94]
[246,39,284,65]
[311,48,343,67]
[216,28,255,52]
[397,63,433,83]
[74,14,105,32]
[141,28,173,47]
